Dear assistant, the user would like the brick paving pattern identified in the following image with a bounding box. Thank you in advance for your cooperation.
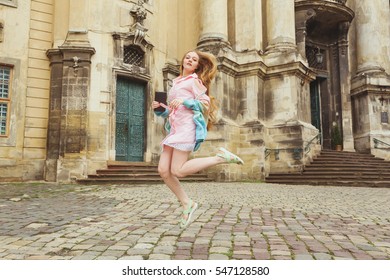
[0,182,389,260]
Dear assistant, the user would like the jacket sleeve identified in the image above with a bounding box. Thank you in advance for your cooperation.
[154,107,170,118]
[182,78,210,113]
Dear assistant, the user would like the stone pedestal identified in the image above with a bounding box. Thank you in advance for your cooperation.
[45,31,95,182]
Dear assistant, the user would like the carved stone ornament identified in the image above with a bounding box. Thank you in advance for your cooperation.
[72,56,80,76]
[129,0,149,45]
[130,0,147,25]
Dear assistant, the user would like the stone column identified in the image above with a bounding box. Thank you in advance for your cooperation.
[265,0,296,53]
[233,0,263,52]
[198,0,229,48]
[355,0,388,74]
[338,22,354,152]
[263,0,319,175]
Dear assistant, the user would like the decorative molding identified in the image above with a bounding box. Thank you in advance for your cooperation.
[112,0,153,55]
[113,66,151,82]
[112,1,153,81]
[0,0,18,8]
[129,0,149,46]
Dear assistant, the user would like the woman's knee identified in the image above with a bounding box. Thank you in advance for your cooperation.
[158,166,171,179]
[171,167,186,178]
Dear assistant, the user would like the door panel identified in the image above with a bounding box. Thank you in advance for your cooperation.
[115,78,145,161]
[310,81,321,132]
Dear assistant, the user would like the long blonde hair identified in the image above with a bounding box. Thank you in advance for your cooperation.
[180,50,218,129]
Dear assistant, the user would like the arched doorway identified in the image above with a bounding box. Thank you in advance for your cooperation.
[296,0,354,151]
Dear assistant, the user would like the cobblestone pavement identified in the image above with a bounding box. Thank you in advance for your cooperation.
[0,181,389,260]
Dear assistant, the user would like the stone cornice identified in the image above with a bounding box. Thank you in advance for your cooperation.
[216,52,317,84]
[265,61,317,83]
[351,73,390,97]
[112,32,154,51]
[113,66,151,82]
[217,54,267,79]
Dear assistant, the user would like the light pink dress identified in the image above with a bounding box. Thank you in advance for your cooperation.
[162,73,209,151]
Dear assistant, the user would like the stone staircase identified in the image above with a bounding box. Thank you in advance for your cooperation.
[266,150,390,187]
[77,161,212,185]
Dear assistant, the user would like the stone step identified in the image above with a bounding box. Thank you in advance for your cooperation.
[307,163,390,169]
[267,174,390,180]
[265,179,390,188]
[89,173,207,179]
[77,176,211,185]
[77,161,213,184]
[304,165,390,171]
[311,157,389,163]
[97,168,158,174]
[319,150,372,155]
[268,170,390,179]
[265,150,390,188]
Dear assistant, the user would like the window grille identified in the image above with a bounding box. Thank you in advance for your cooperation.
[123,45,144,66]
[0,65,11,136]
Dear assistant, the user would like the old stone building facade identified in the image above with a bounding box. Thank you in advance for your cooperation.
[1,0,389,182]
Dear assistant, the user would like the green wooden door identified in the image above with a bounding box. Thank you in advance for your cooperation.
[115,78,145,161]
[310,81,321,133]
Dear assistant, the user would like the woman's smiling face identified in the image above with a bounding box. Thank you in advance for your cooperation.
[182,51,199,76]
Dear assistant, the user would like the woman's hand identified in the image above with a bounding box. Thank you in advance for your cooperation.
[169,98,183,109]
[152,101,161,109]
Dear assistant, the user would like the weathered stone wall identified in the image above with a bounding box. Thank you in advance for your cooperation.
[0,0,53,181]
[2,0,390,182]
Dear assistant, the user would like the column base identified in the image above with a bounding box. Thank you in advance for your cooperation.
[356,65,386,76]
[265,42,297,54]
[197,36,231,54]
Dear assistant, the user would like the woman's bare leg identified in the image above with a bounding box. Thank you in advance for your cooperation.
[158,146,191,208]
[170,149,225,178]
